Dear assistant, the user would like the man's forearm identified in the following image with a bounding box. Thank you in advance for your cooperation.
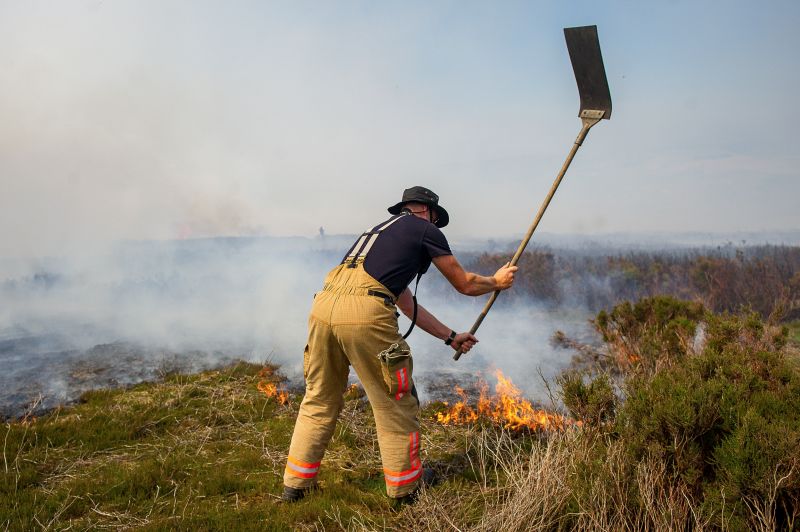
[401,303,451,341]
[461,272,499,296]
[432,255,516,297]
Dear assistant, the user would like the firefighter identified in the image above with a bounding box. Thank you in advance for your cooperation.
[282,186,517,504]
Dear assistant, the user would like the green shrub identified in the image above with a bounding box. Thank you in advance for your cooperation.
[557,371,616,431]
[594,296,705,372]
[595,298,800,528]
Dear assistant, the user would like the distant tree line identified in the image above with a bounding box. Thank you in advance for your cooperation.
[429,245,800,320]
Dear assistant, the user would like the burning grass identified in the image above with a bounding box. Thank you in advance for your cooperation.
[434,370,575,432]
[256,366,290,405]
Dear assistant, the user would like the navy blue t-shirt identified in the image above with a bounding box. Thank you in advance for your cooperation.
[342,214,452,297]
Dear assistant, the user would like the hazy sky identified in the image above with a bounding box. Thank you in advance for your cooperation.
[2,0,799,257]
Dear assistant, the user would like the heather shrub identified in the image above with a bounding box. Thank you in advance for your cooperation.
[593,296,704,372]
[557,371,616,431]
[594,298,800,529]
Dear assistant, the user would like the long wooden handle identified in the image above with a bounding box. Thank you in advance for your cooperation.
[453,113,603,361]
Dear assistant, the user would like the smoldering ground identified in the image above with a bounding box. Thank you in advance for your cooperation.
[0,235,597,419]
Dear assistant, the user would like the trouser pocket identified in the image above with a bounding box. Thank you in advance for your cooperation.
[377,342,413,400]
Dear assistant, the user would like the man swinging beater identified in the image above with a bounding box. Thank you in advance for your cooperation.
[282,186,517,504]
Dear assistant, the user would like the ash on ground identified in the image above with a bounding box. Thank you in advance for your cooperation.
[0,334,252,420]
[419,372,488,404]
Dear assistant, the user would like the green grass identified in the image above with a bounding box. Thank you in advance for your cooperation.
[0,361,482,531]
[786,320,800,345]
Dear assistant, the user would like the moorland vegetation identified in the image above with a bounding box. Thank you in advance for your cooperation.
[2,245,800,530]
[458,244,800,319]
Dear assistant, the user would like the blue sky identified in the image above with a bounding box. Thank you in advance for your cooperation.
[1,1,799,256]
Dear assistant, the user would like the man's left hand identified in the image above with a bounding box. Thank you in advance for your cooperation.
[451,332,478,353]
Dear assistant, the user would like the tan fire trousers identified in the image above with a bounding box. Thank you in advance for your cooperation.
[283,262,422,498]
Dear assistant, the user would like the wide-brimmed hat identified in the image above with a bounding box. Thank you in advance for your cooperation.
[387,186,449,228]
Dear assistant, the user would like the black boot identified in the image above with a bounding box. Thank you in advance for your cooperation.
[281,485,311,503]
[389,468,437,508]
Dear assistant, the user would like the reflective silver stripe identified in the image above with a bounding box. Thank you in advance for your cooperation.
[348,213,409,261]
[286,462,319,475]
[355,233,380,258]
[344,233,370,260]
[395,368,410,400]
[376,214,406,231]
[384,465,422,483]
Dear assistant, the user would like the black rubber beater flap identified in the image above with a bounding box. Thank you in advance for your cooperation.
[564,25,612,119]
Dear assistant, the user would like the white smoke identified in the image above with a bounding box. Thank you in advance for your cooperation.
[0,236,595,417]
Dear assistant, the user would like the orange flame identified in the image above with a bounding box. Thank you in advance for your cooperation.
[257,367,290,405]
[436,370,574,431]
[257,381,290,405]
[344,383,364,398]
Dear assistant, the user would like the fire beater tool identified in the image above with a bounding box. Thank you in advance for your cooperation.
[454,25,612,361]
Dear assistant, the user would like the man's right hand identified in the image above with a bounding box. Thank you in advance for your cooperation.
[493,262,518,290]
